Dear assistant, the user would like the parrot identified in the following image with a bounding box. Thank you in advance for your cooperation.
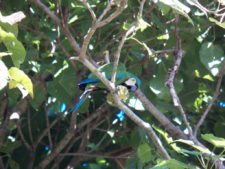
[71,72,141,112]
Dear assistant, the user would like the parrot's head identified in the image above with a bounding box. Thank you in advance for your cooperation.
[123,77,139,92]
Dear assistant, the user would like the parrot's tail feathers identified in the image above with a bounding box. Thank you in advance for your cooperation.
[70,91,90,113]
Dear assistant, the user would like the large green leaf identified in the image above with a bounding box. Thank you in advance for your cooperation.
[173,139,211,154]
[201,133,225,148]
[0,26,26,67]
[0,22,18,37]
[8,67,33,98]
[47,67,76,103]
[199,42,224,76]
[0,141,21,153]
[30,85,47,110]
[137,143,153,163]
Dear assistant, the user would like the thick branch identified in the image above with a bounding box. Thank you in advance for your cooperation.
[134,89,187,139]
[113,95,171,159]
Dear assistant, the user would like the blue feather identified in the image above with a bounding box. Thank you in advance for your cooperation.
[78,78,100,85]
[70,92,89,113]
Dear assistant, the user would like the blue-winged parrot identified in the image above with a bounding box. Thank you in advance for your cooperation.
[70,64,141,113]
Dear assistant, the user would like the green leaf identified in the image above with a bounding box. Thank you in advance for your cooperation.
[96,157,106,164]
[0,60,9,90]
[137,143,152,163]
[158,0,193,25]
[153,126,187,155]
[173,139,211,154]
[0,26,26,67]
[158,1,171,15]
[149,64,183,101]
[201,133,225,148]
[0,22,18,37]
[30,85,47,109]
[9,159,20,169]
[209,17,225,29]
[47,67,76,103]
[199,42,224,76]
[0,141,21,153]
[150,159,198,169]
[8,67,33,98]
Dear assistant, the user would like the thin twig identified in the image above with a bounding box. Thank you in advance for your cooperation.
[79,24,98,58]
[79,0,128,59]
[80,0,96,21]
[111,0,146,83]
[35,114,62,145]
[165,16,193,137]
[139,0,146,17]
[17,123,32,151]
[97,0,128,27]
[27,109,34,146]
[111,25,136,83]
[194,60,225,136]
[45,108,53,149]
[97,0,113,22]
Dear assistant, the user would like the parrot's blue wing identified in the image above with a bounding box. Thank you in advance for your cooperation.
[78,78,100,91]
[78,78,100,85]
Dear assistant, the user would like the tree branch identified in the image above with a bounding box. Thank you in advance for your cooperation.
[80,0,96,21]
[111,25,137,84]
[30,0,80,53]
[79,58,170,160]
[165,16,193,137]
[35,104,107,169]
[134,89,187,139]
[113,94,171,159]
